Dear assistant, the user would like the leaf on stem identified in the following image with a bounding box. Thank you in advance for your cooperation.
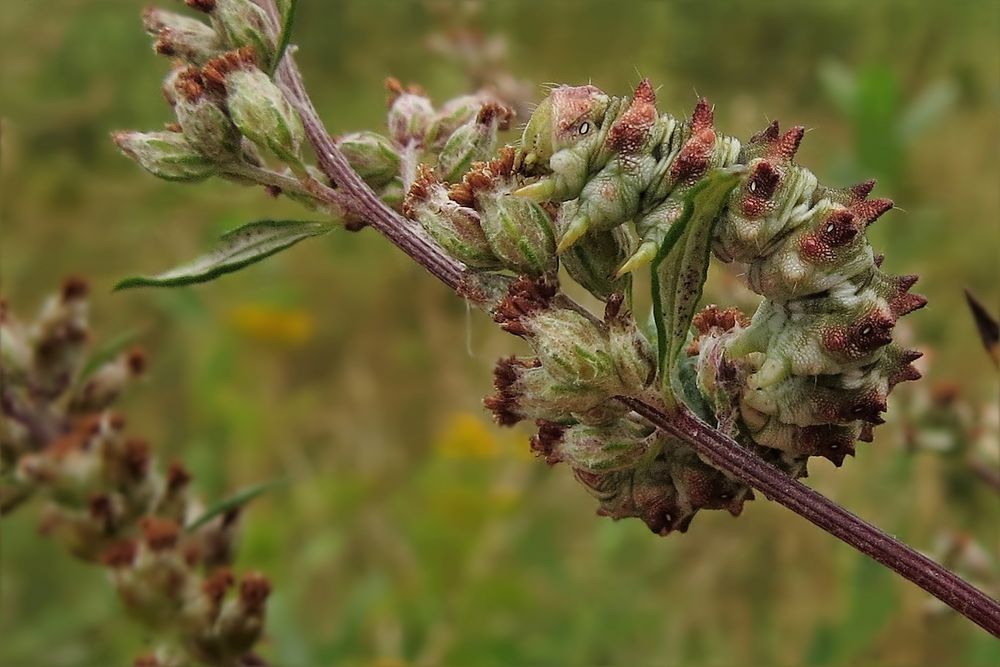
[115,220,330,290]
[77,328,141,381]
[270,0,298,75]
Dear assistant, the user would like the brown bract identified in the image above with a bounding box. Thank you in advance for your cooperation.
[448,145,517,207]
[201,47,258,95]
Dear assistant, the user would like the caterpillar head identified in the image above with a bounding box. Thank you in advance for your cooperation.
[517,85,610,172]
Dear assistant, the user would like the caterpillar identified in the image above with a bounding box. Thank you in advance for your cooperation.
[400,79,924,533]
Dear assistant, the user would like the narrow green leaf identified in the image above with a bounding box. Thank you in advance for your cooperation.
[115,219,330,290]
[185,479,285,532]
[270,0,298,75]
[651,168,742,408]
[76,328,140,382]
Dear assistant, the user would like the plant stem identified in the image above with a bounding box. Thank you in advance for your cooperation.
[263,9,1000,636]
[621,397,1000,637]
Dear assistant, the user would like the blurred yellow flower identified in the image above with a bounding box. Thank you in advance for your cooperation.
[226,303,316,347]
[435,411,537,462]
[436,412,501,460]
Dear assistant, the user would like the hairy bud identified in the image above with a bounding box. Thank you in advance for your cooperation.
[555,417,653,472]
[336,131,401,189]
[204,0,278,71]
[385,78,434,146]
[203,49,304,165]
[172,68,242,162]
[426,93,495,149]
[112,130,215,182]
[436,102,513,182]
[143,8,221,65]
[404,166,500,269]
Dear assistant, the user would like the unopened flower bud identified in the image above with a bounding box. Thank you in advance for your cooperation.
[143,8,221,65]
[30,277,91,395]
[0,302,31,382]
[385,77,434,146]
[71,347,147,412]
[484,356,607,425]
[450,149,556,275]
[336,131,400,189]
[436,102,513,183]
[217,572,270,655]
[480,194,557,276]
[197,0,278,70]
[404,165,499,269]
[202,48,304,165]
[492,278,622,397]
[555,417,653,472]
[113,130,216,182]
[426,93,493,148]
[172,68,242,162]
[604,294,656,390]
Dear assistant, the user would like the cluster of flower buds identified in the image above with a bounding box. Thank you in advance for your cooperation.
[1,281,270,666]
[405,148,557,275]
[482,283,654,426]
[118,1,323,213]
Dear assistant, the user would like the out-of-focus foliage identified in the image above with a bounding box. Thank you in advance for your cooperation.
[1,1,997,666]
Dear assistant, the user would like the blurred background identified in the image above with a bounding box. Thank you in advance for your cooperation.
[1,1,998,665]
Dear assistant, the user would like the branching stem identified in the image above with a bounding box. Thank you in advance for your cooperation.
[259,2,1000,637]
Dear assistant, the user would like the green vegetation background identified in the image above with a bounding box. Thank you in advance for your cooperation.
[1,1,998,665]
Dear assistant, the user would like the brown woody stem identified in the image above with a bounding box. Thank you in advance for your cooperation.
[264,10,1000,637]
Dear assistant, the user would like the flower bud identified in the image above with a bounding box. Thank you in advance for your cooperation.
[216,572,271,655]
[483,356,607,426]
[404,166,500,269]
[172,68,242,162]
[202,48,304,165]
[143,8,221,65]
[385,77,434,146]
[336,131,400,189]
[71,347,147,412]
[555,418,653,472]
[113,130,216,182]
[0,301,31,382]
[604,294,656,390]
[436,102,513,183]
[426,93,492,149]
[197,0,278,71]
[480,194,557,276]
[450,149,556,275]
[491,278,623,399]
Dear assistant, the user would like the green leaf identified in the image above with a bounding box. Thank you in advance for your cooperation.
[270,0,298,75]
[651,168,742,409]
[185,478,285,532]
[76,328,140,382]
[115,219,330,290]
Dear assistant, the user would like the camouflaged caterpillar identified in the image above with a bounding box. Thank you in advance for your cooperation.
[404,79,924,533]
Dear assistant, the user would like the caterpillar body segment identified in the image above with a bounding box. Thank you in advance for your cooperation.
[509,80,924,470]
[399,79,924,534]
